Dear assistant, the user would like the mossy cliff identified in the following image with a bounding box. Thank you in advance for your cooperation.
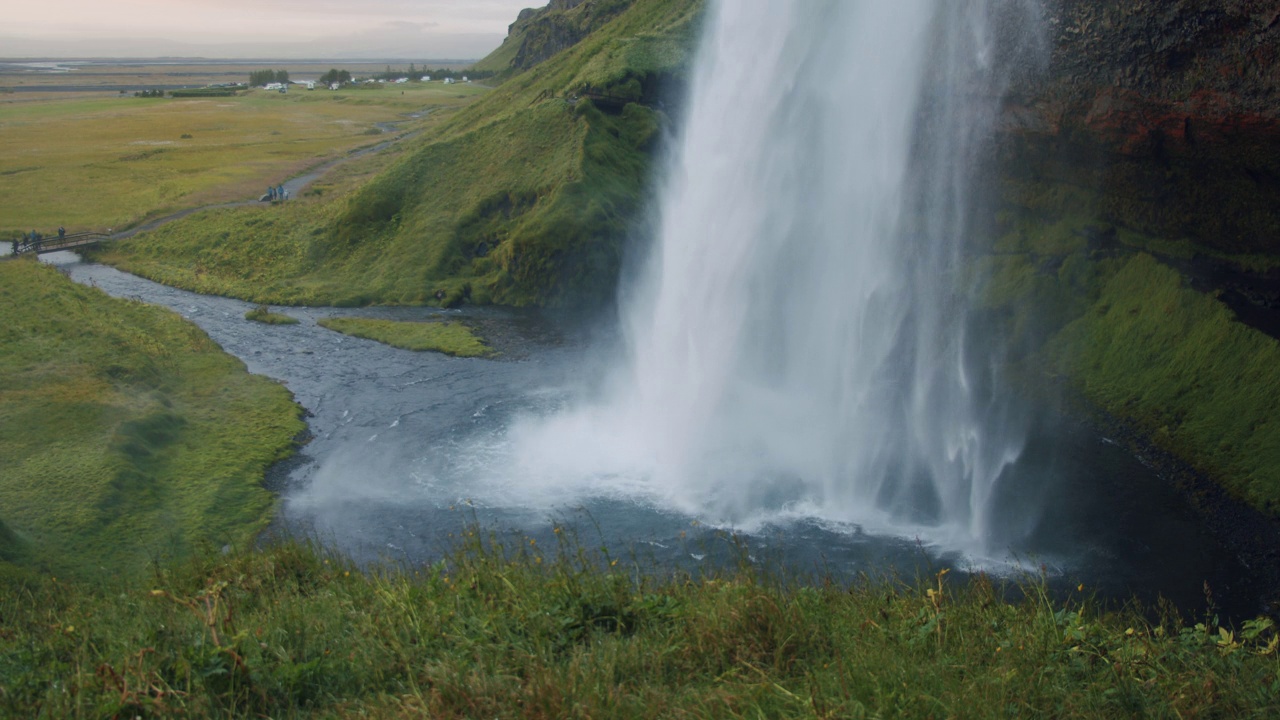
[979,0,1280,517]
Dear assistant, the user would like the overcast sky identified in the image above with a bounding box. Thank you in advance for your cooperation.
[2,0,543,59]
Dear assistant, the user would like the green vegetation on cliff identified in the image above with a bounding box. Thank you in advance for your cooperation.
[3,533,1278,718]
[318,317,493,357]
[0,259,305,580]
[979,204,1280,515]
[1048,254,1280,513]
[91,0,704,308]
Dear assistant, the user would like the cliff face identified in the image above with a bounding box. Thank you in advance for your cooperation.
[503,0,636,73]
[1000,0,1280,257]
[977,2,1280,519]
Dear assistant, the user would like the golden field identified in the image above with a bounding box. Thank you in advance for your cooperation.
[0,73,486,235]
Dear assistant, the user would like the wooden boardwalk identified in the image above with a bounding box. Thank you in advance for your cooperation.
[11,231,112,256]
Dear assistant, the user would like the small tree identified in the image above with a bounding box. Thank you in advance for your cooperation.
[319,69,353,86]
[250,69,291,86]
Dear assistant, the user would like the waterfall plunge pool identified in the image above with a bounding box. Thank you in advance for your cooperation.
[44,251,1272,620]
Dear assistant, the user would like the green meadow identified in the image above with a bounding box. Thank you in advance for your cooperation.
[0,82,486,234]
[0,259,304,579]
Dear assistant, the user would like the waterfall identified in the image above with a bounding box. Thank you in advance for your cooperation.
[513,0,1044,555]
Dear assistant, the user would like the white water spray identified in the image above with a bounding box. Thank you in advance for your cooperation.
[513,0,1042,555]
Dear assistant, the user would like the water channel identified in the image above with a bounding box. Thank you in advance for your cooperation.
[40,250,1267,619]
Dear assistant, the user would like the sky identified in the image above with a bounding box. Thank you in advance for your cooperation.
[2,0,543,59]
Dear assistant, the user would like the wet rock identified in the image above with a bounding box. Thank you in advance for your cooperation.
[997,0,1280,257]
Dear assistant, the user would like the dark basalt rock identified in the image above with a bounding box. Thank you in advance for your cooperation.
[998,0,1280,258]
[507,0,634,72]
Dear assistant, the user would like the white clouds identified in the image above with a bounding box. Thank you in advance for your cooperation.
[3,0,542,58]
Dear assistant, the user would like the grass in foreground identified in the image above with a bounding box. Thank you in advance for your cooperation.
[245,305,300,325]
[318,316,493,357]
[1,532,1277,718]
[0,259,305,579]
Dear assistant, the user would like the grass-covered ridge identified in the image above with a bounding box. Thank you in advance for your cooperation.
[2,533,1277,718]
[318,317,493,357]
[91,0,705,308]
[0,259,305,580]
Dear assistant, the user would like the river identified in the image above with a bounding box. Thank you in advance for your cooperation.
[41,250,1268,618]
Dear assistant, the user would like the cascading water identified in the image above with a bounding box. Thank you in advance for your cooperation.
[513,0,1044,557]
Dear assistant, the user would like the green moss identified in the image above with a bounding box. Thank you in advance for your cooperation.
[1045,254,1280,512]
[979,215,1280,516]
[317,317,493,357]
[984,166,1280,518]
[245,305,300,325]
[0,260,305,580]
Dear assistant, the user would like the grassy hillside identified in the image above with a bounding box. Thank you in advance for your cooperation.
[0,259,305,580]
[3,534,1277,718]
[91,0,705,308]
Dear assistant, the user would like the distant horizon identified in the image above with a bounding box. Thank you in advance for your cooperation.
[5,0,540,60]
[0,57,484,64]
